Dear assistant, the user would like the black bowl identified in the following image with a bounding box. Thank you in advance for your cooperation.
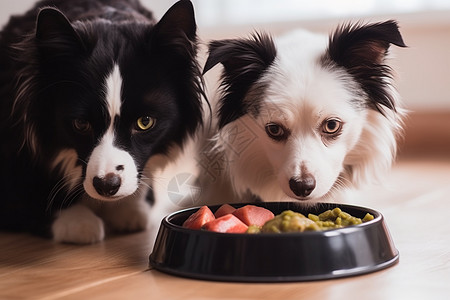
[149,202,399,282]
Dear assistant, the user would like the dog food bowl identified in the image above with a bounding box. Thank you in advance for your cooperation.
[149,202,399,282]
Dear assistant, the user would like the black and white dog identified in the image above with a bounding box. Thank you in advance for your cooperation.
[200,21,406,205]
[0,0,204,243]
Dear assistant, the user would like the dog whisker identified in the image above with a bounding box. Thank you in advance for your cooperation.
[46,171,85,213]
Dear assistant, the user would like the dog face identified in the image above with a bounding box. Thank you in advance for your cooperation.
[204,22,406,201]
[254,63,366,199]
[15,1,203,202]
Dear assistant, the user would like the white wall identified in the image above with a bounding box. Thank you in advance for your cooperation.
[1,0,449,112]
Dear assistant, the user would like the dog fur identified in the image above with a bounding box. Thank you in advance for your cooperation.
[0,0,204,243]
[199,21,406,205]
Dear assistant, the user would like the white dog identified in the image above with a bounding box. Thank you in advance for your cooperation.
[198,21,406,204]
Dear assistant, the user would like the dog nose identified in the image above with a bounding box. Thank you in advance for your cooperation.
[289,175,316,197]
[93,173,121,197]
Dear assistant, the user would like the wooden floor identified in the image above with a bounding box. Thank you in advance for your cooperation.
[1,156,449,299]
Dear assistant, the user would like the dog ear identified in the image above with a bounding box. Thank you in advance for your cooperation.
[203,32,276,76]
[325,20,406,113]
[153,0,196,46]
[35,8,86,59]
[204,32,276,128]
[151,0,204,140]
[151,0,198,77]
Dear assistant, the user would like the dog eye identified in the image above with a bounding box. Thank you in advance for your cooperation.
[73,119,92,134]
[136,116,156,131]
[322,119,342,135]
[265,123,288,141]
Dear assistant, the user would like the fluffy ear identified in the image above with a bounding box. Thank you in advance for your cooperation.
[153,0,196,46]
[325,20,406,114]
[35,8,86,59]
[151,0,204,139]
[203,32,276,76]
[203,32,277,128]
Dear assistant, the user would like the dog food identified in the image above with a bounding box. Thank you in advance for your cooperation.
[183,204,273,233]
[232,205,275,227]
[308,207,374,228]
[214,203,236,218]
[202,214,248,233]
[182,205,374,233]
[256,210,318,233]
[256,208,374,233]
[182,206,215,230]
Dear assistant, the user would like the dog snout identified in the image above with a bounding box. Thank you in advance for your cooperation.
[93,173,122,197]
[289,175,316,198]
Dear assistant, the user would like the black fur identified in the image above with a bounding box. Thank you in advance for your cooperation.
[203,32,276,128]
[0,0,203,236]
[203,22,406,130]
[323,20,407,114]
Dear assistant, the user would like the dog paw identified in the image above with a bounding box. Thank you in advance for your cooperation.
[101,198,151,233]
[52,204,105,244]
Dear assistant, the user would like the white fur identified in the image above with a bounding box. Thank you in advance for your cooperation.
[52,195,151,244]
[83,65,139,201]
[105,65,122,118]
[83,130,139,201]
[53,65,149,244]
[199,29,403,204]
[96,195,152,232]
[52,203,105,244]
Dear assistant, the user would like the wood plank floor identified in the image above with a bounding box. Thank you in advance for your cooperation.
[1,156,449,299]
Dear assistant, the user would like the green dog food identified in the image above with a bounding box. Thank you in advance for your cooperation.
[248,208,374,233]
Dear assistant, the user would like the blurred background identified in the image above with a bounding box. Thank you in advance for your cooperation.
[1,0,449,158]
